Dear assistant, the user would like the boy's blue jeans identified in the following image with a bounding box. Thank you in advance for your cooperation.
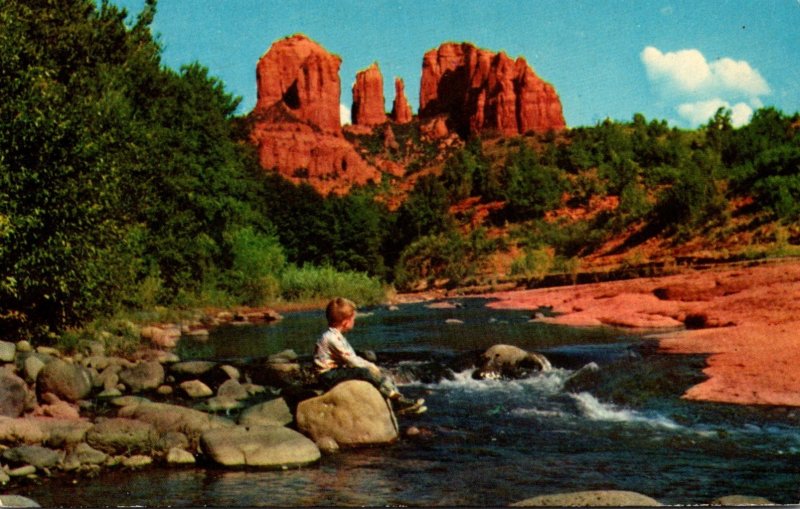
[317,367,398,399]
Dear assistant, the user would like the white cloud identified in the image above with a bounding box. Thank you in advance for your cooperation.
[642,45,770,127]
[641,46,770,99]
[340,103,351,126]
[677,99,753,127]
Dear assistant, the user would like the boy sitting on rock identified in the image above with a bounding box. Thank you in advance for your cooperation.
[314,297,426,415]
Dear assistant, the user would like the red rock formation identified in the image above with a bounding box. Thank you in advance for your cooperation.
[419,42,565,137]
[250,35,381,195]
[255,34,342,132]
[391,78,413,124]
[352,63,387,126]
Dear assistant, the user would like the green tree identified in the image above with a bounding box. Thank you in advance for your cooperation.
[499,144,565,221]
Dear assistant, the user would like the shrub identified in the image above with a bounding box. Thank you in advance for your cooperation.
[278,265,386,305]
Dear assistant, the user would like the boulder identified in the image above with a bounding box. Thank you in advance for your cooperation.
[473,344,552,380]
[511,490,661,506]
[86,418,158,454]
[0,372,30,418]
[36,359,92,402]
[117,402,234,440]
[352,62,387,126]
[710,495,775,505]
[122,455,153,468]
[22,355,47,383]
[0,340,16,362]
[140,325,180,349]
[238,398,293,427]
[156,431,189,452]
[0,417,92,447]
[65,443,107,466]
[200,425,320,468]
[217,379,249,401]
[118,361,165,392]
[166,447,195,465]
[391,77,413,124]
[419,42,565,138]
[296,380,398,448]
[0,495,40,507]
[180,380,213,399]
[2,445,62,469]
[170,361,217,377]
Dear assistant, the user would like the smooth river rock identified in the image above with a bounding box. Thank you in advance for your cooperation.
[511,490,661,506]
[2,445,62,469]
[117,402,234,439]
[36,359,92,402]
[296,380,398,448]
[238,398,293,427]
[0,495,40,507]
[118,361,165,392]
[86,418,158,454]
[200,425,320,468]
[0,416,93,447]
[0,371,30,417]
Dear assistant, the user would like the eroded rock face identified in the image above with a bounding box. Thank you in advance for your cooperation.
[250,35,381,195]
[352,63,387,126]
[419,42,565,138]
[255,34,342,132]
[391,77,413,124]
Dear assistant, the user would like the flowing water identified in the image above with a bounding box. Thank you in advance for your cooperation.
[18,299,800,506]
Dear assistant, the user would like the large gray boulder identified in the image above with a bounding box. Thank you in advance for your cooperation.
[239,398,293,427]
[117,402,234,440]
[473,344,552,380]
[2,444,62,469]
[86,418,158,454]
[511,490,661,506]
[296,380,398,448]
[0,417,93,447]
[200,425,320,468]
[118,361,165,393]
[0,372,30,417]
[36,359,93,402]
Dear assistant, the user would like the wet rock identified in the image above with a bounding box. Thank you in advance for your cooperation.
[118,361,165,393]
[710,495,774,505]
[511,490,661,506]
[199,396,244,413]
[117,402,234,440]
[180,380,213,399]
[110,395,151,407]
[122,455,153,468]
[65,443,107,466]
[200,425,320,468]
[156,385,173,396]
[170,361,217,377]
[0,417,92,448]
[140,325,180,349]
[296,380,398,448]
[6,465,36,477]
[473,344,551,380]
[22,355,47,383]
[86,418,158,454]
[2,445,62,469]
[0,469,9,484]
[166,447,195,465]
[0,340,16,362]
[0,496,39,507]
[36,359,92,402]
[268,349,298,364]
[217,379,249,401]
[34,395,81,420]
[238,398,293,427]
[156,431,189,452]
[315,436,339,454]
[15,341,32,353]
[0,372,29,417]
[220,365,240,381]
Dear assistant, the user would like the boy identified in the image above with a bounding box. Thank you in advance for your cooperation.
[314,297,426,415]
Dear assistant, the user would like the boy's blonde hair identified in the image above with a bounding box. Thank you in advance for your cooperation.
[326,297,356,326]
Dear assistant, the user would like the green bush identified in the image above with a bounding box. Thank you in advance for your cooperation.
[278,265,386,305]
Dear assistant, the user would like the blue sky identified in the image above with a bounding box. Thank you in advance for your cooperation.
[108,0,799,128]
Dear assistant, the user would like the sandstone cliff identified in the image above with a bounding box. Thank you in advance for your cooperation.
[391,78,413,124]
[419,42,565,138]
[352,63,387,126]
[249,34,380,195]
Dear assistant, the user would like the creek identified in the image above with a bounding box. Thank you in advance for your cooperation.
[17,298,800,506]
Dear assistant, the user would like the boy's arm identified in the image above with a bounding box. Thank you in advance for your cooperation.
[329,334,380,373]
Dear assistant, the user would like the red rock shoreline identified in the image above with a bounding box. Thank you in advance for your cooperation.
[480,259,800,407]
